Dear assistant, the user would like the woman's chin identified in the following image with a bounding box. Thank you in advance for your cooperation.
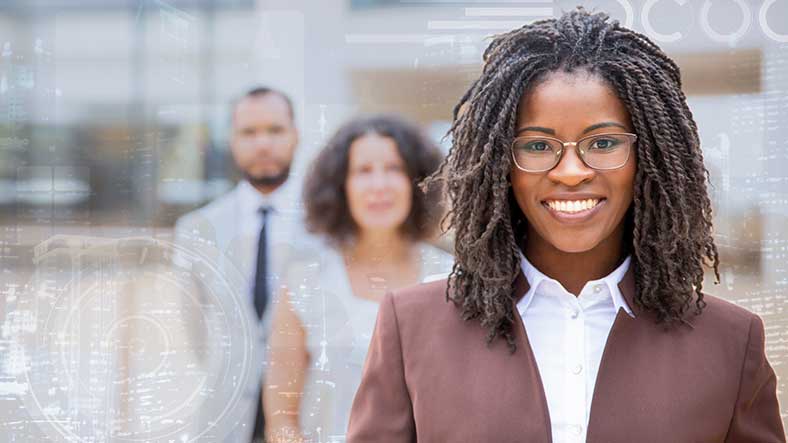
[547,236,600,254]
[356,218,407,235]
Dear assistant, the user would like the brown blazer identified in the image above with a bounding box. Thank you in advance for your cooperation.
[347,267,784,442]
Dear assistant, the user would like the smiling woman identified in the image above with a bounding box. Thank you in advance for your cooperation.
[347,6,785,443]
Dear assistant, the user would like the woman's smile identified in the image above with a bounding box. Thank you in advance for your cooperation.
[542,196,607,223]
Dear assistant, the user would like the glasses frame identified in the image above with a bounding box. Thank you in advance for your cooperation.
[511,132,638,173]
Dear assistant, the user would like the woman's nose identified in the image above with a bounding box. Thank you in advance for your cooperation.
[547,146,595,187]
[368,169,389,190]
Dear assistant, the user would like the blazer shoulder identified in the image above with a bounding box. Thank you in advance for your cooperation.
[389,278,452,315]
[386,278,473,339]
[697,292,760,325]
[688,292,763,343]
[175,190,236,230]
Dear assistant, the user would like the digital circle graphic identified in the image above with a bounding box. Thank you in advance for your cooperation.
[15,235,259,442]
[700,0,752,44]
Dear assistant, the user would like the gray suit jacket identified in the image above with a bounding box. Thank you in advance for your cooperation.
[173,180,311,442]
[348,267,785,442]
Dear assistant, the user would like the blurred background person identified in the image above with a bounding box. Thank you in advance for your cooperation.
[263,115,453,443]
[174,86,302,442]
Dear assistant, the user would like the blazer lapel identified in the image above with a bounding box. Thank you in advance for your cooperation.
[585,265,644,442]
[510,269,554,443]
[505,262,648,443]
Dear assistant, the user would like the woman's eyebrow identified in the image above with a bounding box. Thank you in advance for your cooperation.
[581,121,627,134]
[515,121,627,135]
[516,126,555,135]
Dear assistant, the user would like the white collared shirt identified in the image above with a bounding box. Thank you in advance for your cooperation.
[517,253,632,443]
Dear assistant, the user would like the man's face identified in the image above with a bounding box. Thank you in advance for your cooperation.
[230,93,298,189]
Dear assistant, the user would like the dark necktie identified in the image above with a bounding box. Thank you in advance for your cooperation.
[252,206,269,441]
[253,206,270,320]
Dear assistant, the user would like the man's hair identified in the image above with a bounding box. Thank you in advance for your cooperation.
[231,86,295,122]
[421,6,720,353]
[304,114,445,247]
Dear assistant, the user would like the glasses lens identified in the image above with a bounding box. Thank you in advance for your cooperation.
[578,134,633,169]
[512,137,561,171]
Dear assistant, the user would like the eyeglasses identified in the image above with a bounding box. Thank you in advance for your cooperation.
[511,132,637,172]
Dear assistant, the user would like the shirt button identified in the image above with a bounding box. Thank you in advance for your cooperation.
[570,309,580,319]
[593,284,603,293]
[571,424,583,435]
[572,364,583,375]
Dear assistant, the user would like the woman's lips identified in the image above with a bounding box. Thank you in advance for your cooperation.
[367,201,394,211]
[541,198,607,223]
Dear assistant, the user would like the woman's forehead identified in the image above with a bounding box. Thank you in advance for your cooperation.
[517,72,633,131]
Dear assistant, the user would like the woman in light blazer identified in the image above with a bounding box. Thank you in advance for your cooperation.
[347,7,784,443]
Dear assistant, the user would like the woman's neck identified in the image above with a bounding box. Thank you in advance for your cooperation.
[523,225,628,296]
[341,229,421,302]
[345,229,413,265]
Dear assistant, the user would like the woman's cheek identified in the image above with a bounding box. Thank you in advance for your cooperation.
[395,176,414,223]
[345,176,365,222]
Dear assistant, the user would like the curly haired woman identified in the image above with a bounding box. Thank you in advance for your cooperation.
[264,115,453,443]
[347,7,784,443]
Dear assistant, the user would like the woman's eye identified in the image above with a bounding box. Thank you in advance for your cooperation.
[524,141,551,152]
[385,164,404,173]
[590,138,617,150]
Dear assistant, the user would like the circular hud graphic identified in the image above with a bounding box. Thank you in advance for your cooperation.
[14,235,258,442]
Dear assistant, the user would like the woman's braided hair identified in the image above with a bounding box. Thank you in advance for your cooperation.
[421,6,720,353]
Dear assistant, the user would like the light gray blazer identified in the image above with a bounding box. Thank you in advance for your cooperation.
[172,180,312,442]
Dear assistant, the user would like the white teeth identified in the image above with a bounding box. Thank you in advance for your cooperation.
[546,198,600,213]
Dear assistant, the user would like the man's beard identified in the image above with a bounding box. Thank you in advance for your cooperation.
[244,165,291,190]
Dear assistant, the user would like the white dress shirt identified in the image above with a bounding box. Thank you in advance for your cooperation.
[517,253,632,443]
[235,179,292,303]
[236,178,312,311]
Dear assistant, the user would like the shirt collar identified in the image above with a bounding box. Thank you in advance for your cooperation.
[517,251,634,318]
[236,178,296,214]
